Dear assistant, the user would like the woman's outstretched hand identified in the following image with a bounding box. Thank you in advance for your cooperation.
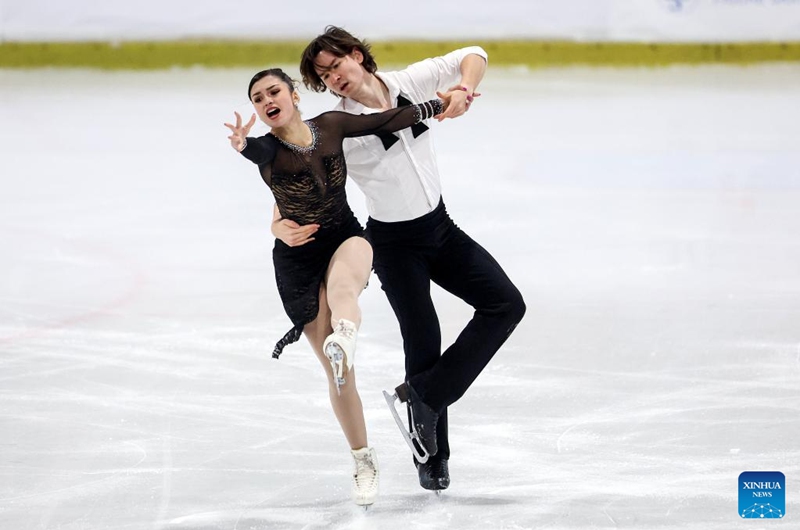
[224,111,256,152]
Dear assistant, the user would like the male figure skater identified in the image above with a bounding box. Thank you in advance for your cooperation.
[275,26,526,491]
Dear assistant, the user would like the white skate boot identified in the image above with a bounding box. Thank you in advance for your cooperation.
[323,319,357,395]
[351,447,379,507]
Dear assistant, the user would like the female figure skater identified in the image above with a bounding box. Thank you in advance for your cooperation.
[224,68,450,506]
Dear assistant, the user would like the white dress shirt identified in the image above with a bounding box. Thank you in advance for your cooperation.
[334,46,488,223]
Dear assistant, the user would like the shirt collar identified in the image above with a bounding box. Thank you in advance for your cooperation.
[339,72,401,114]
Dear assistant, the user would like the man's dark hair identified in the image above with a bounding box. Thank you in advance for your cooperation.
[300,26,378,95]
[247,68,296,101]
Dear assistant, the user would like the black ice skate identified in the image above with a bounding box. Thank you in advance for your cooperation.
[417,457,450,492]
[383,382,439,463]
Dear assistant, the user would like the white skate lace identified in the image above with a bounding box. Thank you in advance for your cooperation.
[353,453,377,487]
[334,320,356,340]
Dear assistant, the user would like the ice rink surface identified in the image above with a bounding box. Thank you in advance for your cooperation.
[1,63,799,529]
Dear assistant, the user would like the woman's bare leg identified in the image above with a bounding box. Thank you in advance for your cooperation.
[324,236,373,328]
[304,281,367,450]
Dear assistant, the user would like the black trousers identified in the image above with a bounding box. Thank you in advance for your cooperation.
[366,199,526,460]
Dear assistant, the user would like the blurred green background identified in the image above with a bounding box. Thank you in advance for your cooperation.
[2,40,800,69]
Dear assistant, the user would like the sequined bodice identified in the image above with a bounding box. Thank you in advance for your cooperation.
[269,147,351,229]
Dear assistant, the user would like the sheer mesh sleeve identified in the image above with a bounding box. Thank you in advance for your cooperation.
[240,134,279,165]
[324,99,444,139]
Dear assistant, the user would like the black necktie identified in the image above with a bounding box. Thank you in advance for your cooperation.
[373,94,430,151]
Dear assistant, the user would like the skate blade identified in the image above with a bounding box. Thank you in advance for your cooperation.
[326,344,346,395]
[382,390,430,464]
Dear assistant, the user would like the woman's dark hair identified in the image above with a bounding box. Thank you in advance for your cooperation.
[299,25,378,96]
[248,68,296,101]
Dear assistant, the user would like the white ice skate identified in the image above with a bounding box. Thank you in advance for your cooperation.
[351,447,379,507]
[323,319,357,395]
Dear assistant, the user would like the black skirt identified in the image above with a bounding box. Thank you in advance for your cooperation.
[270,214,365,358]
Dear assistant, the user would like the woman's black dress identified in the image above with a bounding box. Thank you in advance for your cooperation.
[240,100,443,358]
